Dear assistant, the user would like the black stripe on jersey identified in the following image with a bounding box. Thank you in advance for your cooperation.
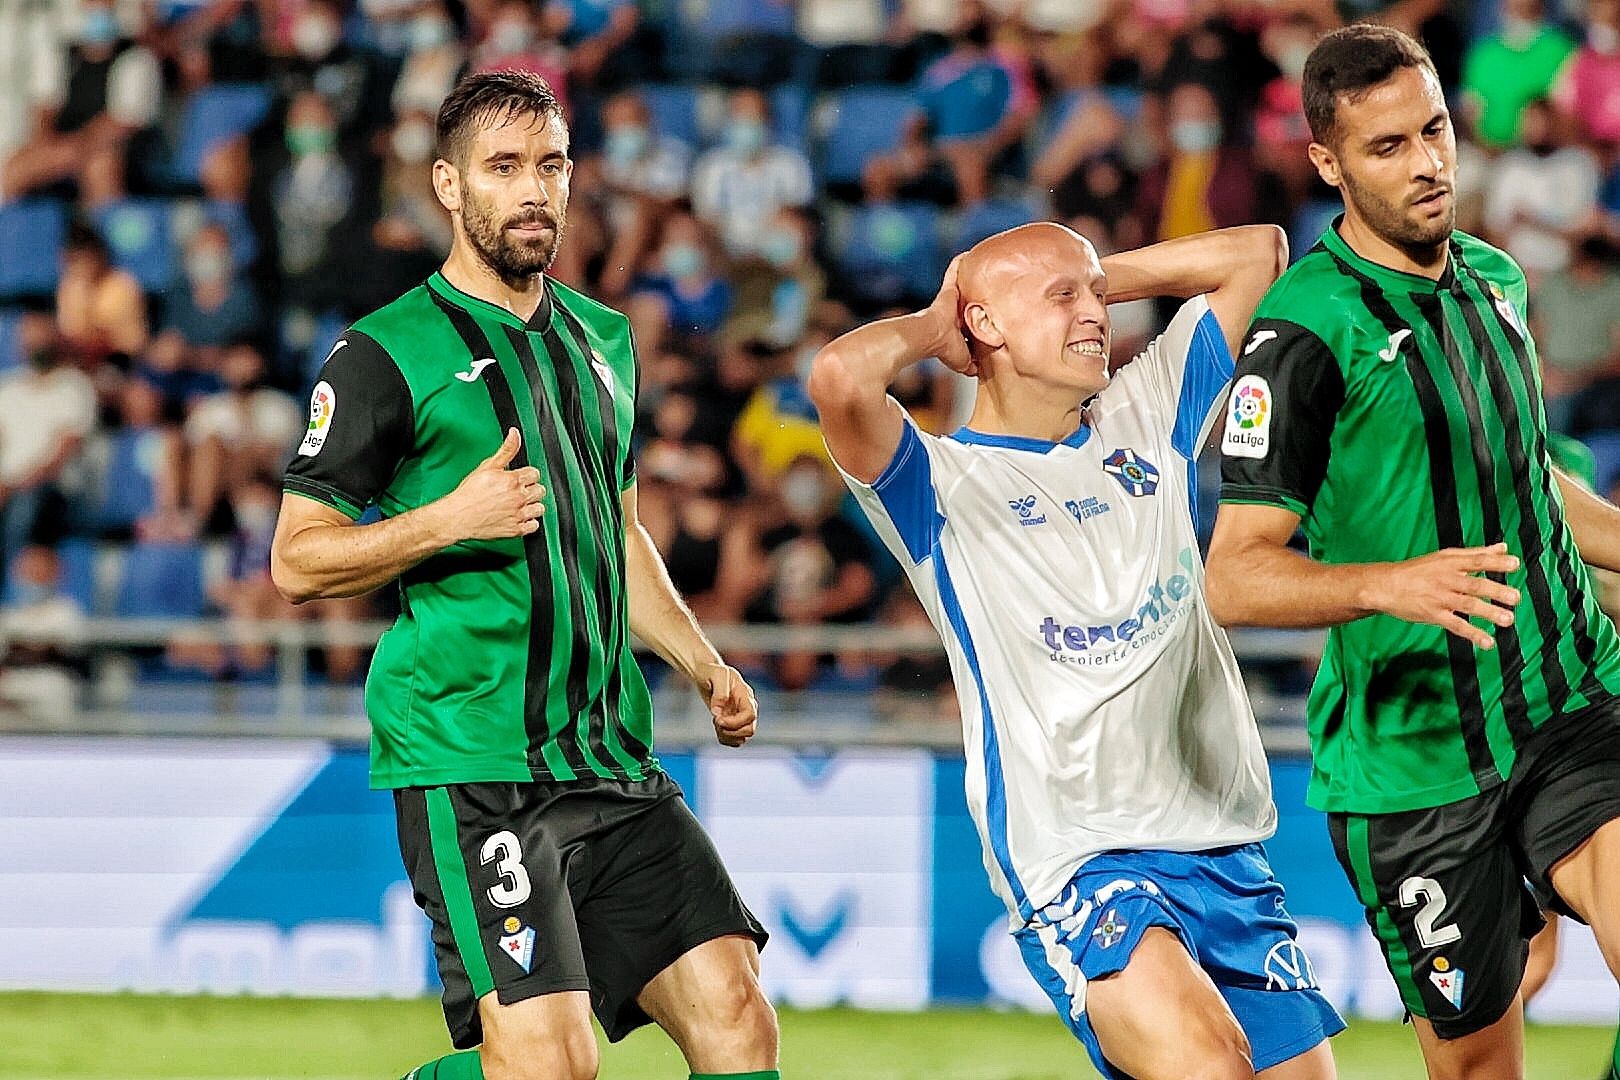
[1410,290,1533,747]
[429,291,587,781]
[1328,253,1498,786]
[1458,260,1604,707]
[1449,261,1569,727]
[503,323,613,776]
[552,304,646,764]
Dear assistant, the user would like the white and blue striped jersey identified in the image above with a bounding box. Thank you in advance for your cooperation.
[838,297,1276,925]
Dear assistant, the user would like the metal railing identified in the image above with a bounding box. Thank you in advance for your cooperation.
[0,618,1324,752]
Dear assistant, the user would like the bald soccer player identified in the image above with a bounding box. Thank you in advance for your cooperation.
[809,224,1342,1080]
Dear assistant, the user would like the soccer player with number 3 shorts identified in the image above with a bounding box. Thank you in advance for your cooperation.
[1207,26,1620,1080]
[809,222,1343,1080]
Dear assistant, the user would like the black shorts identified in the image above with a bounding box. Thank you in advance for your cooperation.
[394,770,767,1048]
[1328,698,1620,1040]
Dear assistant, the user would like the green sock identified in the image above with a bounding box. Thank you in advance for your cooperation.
[401,1051,483,1080]
[689,1073,780,1079]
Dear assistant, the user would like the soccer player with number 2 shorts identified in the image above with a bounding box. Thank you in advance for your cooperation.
[809,222,1342,1080]
[1208,25,1620,1080]
[272,72,778,1080]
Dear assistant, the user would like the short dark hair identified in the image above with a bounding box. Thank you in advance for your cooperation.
[436,70,567,168]
[1302,24,1438,145]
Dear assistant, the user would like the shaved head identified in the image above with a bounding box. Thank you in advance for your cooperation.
[958,221,1097,311]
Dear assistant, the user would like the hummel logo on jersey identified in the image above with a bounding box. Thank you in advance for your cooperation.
[1065,496,1111,523]
[1243,329,1277,355]
[1008,495,1047,526]
[456,358,498,383]
[1378,329,1411,363]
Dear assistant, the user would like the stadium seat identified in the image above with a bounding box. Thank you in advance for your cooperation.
[0,309,22,372]
[93,429,162,535]
[91,199,179,293]
[816,86,917,188]
[638,83,708,150]
[115,541,207,618]
[954,198,1037,250]
[1583,432,1620,494]
[676,0,795,39]
[0,200,69,300]
[771,85,811,153]
[173,84,273,186]
[839,201,944,306]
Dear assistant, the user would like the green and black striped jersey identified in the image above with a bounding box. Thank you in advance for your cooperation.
[284,272,656,789]
[1220,220,1620,814]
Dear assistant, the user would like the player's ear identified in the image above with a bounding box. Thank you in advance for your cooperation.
[963,301,1004,351]
[1307,141,1341,190]
[433,158,461,213]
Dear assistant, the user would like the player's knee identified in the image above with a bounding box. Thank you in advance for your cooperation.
[482,1025,599,1080]
[1186,1016,1254,1080]
[709,974,778,1053]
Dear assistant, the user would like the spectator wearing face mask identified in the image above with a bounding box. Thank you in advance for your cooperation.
[1484,98,1602,277]
[0,0,161,200]
[391,1,468,116]
[0,545,87,728]
[1552,0,1620,146]
[474,0,569,113]
[263,91,371,311]
[691,89,813,259]
[272,0,392,140]
[632,212,733,341]
[161,224,263,351]
[0,316,97,575]
[1462,0,1576,148]
[362,109,453,309]
[592,89,693,296]
[724,207,826,352]
[1136,82,1280,242]
[55,222,148,365]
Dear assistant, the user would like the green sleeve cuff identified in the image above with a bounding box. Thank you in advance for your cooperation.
[283,477,365,520]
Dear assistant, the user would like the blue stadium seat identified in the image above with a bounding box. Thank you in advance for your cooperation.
[840,201,943,305]
[94,429,163,534]
[639,84,706,150]
[116,541,206,618]
[1583,432,1620,494]
[0,200,69,299]
[817,86,917,188]
[92,199,179,293]
[954,198,1037,251]
[173,84,273,185]
[0,309,22,372]
[770,85,811,153]
[677,0,795,38]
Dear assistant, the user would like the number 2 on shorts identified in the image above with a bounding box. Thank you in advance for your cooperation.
[1398,875,1462,948]
[481,830,532,908]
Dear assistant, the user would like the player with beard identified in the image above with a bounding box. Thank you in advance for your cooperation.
[1207,25,1620,1080]
[272,72,779,1080]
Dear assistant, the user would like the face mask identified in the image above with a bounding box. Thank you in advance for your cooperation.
[392,120,436,163]
[1500,16,1539,46]
[490,19,532,54]
[292,14,341,60]
[80,8,121,46]
[604,125,647,167]
[760,227,801,269]
[286,124,336,157]
[13,582,52,605]
[410,15,453,51]
[725,119,767,156]
[781,472,824,516]
[1171,119,1222,154]
[662,242,704,280]
[186,248,230,286]
[1278,42,1311,79]
[1590,23,1620,53]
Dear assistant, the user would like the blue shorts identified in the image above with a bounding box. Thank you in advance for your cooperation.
[1014,844,1344,1079]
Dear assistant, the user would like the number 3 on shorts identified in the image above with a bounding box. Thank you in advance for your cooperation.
[481,830,532,908]
[1398,875,1462,947]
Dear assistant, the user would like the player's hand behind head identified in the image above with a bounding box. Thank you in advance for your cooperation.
[701,661,759,748]
[927,254,976,378]
[1372,542,1522,650]
[441,427,547,541]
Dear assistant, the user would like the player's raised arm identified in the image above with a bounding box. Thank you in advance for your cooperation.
[808,256,973,483]
[1098,225,1287,356]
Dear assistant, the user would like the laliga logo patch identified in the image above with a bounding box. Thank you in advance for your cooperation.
[298,381,336,458]
[1102,448,1159,497]
[1222,375,1271,460]
[498,916,537,974]
[1429,955,1465,1010]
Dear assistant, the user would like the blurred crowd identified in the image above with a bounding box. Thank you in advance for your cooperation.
[1,0,1619,719]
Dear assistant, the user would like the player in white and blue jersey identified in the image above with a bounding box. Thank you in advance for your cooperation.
[809,223,1343,1080]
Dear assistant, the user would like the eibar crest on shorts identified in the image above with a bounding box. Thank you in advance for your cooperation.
[1429,956,1465,1009]
[498,916,536,973]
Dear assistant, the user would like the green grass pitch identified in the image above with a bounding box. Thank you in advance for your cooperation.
[0,994,1611,1079]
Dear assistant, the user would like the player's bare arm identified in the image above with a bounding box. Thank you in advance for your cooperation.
[271,427,545,602]
[808,255,972,483]
[1555,469,1620,573]
[622,482,758,747]
[1098,225,1288,356]
[1206,503,1522,651]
